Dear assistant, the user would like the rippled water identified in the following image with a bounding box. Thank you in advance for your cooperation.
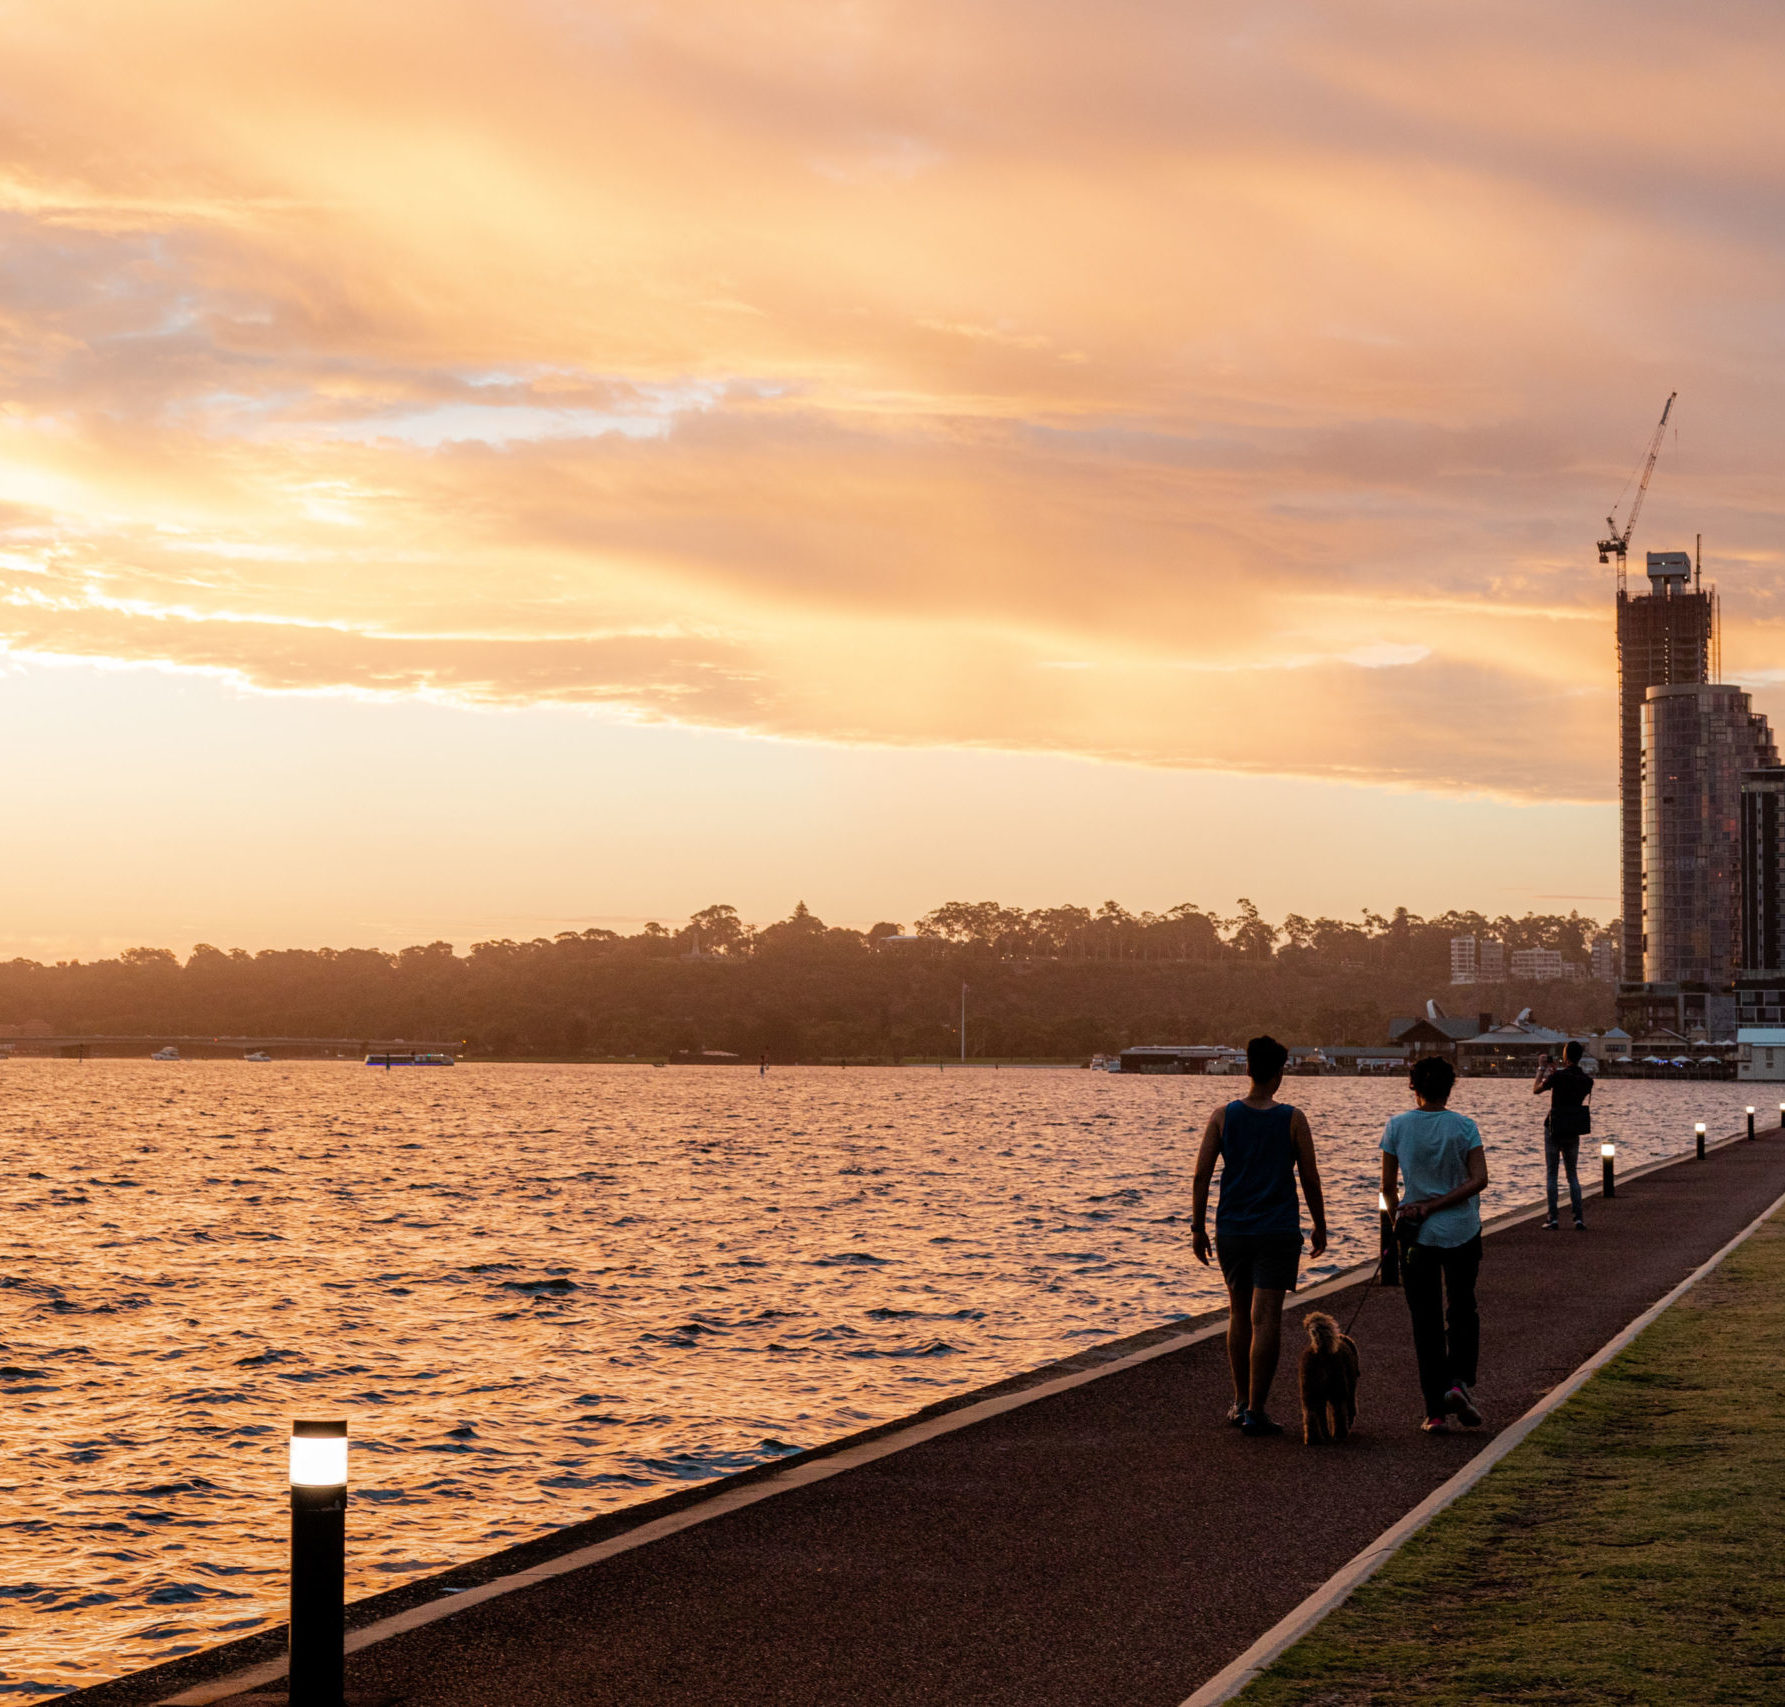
[0,1061,1763,1699]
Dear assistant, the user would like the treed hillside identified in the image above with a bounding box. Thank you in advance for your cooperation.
[0,900,1616,1059]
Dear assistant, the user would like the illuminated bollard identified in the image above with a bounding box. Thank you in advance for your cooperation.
[1749,1106,1757,1140]
[1602,1141,1616,1200]
[1378,1192,1400,1288]
[1696,1121,1706,1161]
[290,1419,347,1707]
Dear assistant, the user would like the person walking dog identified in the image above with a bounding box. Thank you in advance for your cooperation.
[1381,1056,1490,1435]
[1192,1035,1328,1438]
[1534,1040,1593,1230]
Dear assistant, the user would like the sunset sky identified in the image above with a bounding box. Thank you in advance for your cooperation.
[5,1,1784,957]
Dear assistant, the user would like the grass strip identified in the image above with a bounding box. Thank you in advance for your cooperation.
[1232,1212,1785,1706]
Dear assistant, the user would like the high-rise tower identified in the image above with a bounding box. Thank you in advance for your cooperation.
[1617,550,1714,976]
[1740,768,1785,977]
[1641,682,1775,986]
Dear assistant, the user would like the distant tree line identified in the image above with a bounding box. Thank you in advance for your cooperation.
[0,901,1615,1061]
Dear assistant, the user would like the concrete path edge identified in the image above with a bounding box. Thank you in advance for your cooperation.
[1178,1176,1785,1707]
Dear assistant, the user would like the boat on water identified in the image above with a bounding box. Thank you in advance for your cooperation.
[1088,1053,1121,1072]
[151,1046,180,1061]
[243,1051,272,1062]
[365,1051,455,1067]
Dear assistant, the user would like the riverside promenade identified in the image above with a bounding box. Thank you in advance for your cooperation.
[80,1124,1785,1707]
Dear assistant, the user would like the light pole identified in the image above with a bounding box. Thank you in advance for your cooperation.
[1378,1192,1400,1288]
[1695,1121,1706,1161]
[289,1418,347,1707]
[1748,1106,1757,1140]
[1601,1141,1616,1199]
[960,983,968,1065]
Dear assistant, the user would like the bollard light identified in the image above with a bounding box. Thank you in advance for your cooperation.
[1749,1106,1757,1140]
[1695,1121,1707,1161]
[289,1419,347,1707]
[1601,1141,1616,1199]
[1378,1191,1401,1288]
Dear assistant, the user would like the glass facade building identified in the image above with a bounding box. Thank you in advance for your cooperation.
[1740,768,1785,977]
[1641,683,1777,986]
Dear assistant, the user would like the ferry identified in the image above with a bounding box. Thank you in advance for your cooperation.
[365,1051,455,1067]
[151,1046,181,1061]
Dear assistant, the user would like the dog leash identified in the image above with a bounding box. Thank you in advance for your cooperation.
[1339,1250,1385,1338]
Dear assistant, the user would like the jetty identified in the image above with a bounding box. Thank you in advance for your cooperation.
[69,1123,1785,1707]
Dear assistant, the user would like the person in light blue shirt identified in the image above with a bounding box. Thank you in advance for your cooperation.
[1380,1056,1489,1435]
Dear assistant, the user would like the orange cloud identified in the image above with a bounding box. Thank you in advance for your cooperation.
[3,0,1785,802]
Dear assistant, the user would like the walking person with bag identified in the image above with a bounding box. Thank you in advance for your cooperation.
[1381,1056,1490,1436]
[1534,1040,1594,1231]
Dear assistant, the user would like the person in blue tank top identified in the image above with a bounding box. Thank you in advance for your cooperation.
[1192,1035,1328,1437]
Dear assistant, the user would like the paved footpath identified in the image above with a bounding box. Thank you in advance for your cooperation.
[102,1126,1785,1707]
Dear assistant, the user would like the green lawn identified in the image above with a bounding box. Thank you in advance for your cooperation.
[1233,1212,1785,1706]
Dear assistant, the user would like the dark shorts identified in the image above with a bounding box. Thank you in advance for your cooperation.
[1215,1231,1302,1292]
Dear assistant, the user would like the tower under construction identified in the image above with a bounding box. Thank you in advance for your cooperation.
[1617,550,1715,978]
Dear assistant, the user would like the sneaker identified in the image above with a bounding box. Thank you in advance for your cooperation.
[1574,1216,1587,1231]
[1443,1383,1483,1428]
[1240,1410,1284,1438]
[1542,1218,1559,1231]
[1421,1414,1453,1434]
[1225,1401,1245,1427]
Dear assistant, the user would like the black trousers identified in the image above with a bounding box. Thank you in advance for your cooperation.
[1402,1234,1481,1415]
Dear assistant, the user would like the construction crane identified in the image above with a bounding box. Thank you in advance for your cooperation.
[1597,391,1677,586]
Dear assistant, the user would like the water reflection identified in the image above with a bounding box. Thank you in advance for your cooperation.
[0,1062,1756,1698]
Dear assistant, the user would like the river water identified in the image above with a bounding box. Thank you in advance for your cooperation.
[0,1062,1764,1699]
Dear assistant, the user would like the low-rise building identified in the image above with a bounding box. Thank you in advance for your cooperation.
[1389,1013,1487,1059]
[1510,947,1567,982]
[1737,1027,1785,1081]
[1456,1018,1584,1075]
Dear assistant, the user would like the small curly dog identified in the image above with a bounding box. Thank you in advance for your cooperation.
[1298,1310,1360,1444]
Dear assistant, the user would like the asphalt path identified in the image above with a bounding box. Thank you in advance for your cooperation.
[185,1125,1775,1707]
[53,1124,1777,1707]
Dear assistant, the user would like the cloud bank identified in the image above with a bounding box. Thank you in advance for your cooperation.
[4,0,1785,800]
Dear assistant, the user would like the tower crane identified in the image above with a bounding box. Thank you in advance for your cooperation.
[1597,391,1677,585]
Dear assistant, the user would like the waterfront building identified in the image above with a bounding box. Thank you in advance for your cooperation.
[1736,1026,1785,1081]
[1449,936,1477,984]
[1640,682,1776,987]
[1617,551,1714,978]
[1455,1016,1586,1075]
[1476,939,1505,982]
[1388,1011,1488,1059]
[1590,935,1617,982]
